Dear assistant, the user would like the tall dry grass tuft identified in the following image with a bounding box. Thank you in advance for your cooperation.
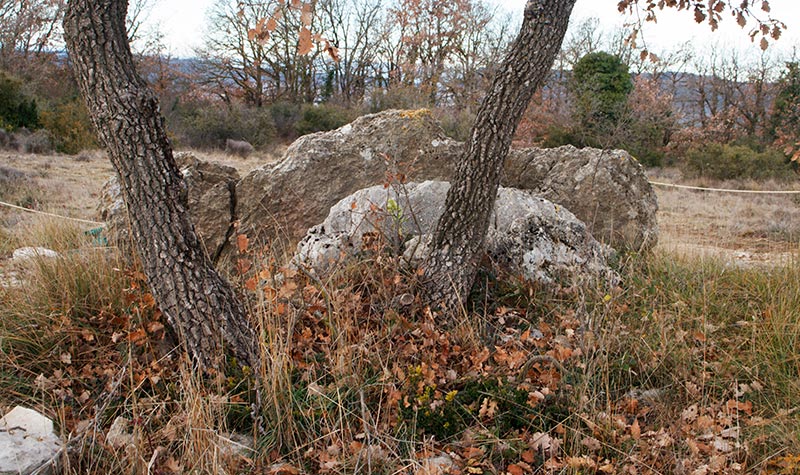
[240,239,433,472]
[0,220,132,410]
[176,360,252,474]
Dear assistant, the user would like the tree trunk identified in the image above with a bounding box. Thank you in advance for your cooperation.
[63,0,260,371]
[424,0,577,310]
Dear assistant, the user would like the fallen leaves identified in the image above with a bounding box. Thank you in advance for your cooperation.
[725,399,753,415]
[630,418,641,440]
[477,397,498,420]
[16,224,796,475]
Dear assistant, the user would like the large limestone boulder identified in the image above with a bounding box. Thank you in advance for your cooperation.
[295,181,618,288]
[0,406,62,475]
[98,152,239,261]
[235,109,460,243]
[505,146,658,251]
[236,110,656,252]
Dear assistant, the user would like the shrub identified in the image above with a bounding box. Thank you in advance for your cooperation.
[621,77,675,167]
[176,103,276,150]
[0,165,42,213]
[769,62,800,144]
[368,85,430,113]
[684,143,792,181]
[0,164,28,191]
[294,103,353,136]
[622,125,666,167]
[539,124,581,148]
[435,108,476,142]
[0,127,20,150]
[0,71,39,130]
[39,98,98,154]
[20,129,53,154]
[267,101,302,139]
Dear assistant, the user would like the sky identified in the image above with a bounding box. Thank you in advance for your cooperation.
[145,0,800,60]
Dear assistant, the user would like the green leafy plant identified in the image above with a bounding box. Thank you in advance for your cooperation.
[685,143,792,180]
[295,104,354,136]
[0,71,39,130]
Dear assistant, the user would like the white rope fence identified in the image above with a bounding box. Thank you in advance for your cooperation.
[2,181,800,228]
[0,200,105,226]
[649,181,800,195]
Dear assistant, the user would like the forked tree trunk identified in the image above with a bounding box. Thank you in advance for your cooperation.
[63,0,260,371]
[424,0,577,310]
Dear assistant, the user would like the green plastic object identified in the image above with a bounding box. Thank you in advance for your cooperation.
[84,226,108,246]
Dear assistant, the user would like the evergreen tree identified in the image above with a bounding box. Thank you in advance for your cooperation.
[0,72,40,129]
[569,51,632,146]
[770,62,800,145]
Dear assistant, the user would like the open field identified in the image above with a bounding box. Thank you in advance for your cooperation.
[649,167,800,268]
[0,149,276,228]
[1,151,799,473]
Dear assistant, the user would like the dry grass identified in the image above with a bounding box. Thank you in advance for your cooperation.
[650,167,800,267]
[4,218,798,473]
[0,148,282,236]
[1,156,799,473]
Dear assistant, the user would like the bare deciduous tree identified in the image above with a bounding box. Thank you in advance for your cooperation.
[0,0,63,69]
[317,0,384,105]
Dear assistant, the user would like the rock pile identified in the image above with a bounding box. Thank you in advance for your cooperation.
[99,110,658,266]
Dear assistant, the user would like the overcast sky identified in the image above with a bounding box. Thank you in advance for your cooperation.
[144,0,800,60]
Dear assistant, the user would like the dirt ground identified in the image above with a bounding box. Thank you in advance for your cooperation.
[648,167,800,267]
[1,150,799,267]
[0,149,277,229]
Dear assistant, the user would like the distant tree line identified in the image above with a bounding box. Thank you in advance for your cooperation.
[517,17,800,176]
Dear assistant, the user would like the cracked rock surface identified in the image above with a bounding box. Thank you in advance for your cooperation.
[295,181,619,289]
[236,110,656,252]
[98,152,239,262]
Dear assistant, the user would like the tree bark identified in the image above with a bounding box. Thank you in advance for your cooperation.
[424,0,577,310]
[63,0,260,371]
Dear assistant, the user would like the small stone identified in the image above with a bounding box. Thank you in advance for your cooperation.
[0,406,62,475]
[105,416,133,448]
[218,432,254,457]
[11,247,59,261]
[416,453,453,475]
